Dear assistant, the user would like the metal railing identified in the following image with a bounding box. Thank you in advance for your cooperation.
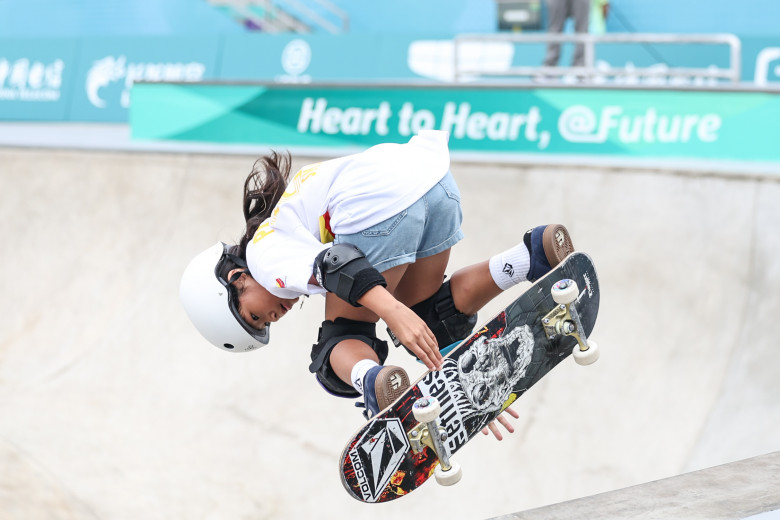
[453,33,742,84]
[278,0,349,34]
[207,0,348,34]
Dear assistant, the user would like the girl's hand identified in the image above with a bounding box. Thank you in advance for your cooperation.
[383,304,443,372]
[481,406,520,441]
[358,286,443,371]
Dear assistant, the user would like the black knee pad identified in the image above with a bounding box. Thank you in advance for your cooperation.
[309,318,389,398]
[388,280,478,357]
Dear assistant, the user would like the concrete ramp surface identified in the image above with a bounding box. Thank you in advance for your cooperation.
[491,451,780,520]
[1,147,779,519]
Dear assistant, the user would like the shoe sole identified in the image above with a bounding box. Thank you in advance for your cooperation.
[374,366,410,411]
[541,224,575,268]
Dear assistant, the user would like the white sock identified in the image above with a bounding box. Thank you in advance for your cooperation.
[350,359,379,396]
[489,242,531,290]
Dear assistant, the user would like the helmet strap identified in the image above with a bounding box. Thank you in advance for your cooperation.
[228,269,248,285]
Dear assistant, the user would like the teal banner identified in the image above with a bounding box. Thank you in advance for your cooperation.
[131,83,780,162]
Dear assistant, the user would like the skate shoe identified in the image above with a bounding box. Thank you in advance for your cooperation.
[361,365,410,419]
[524,224,575,282]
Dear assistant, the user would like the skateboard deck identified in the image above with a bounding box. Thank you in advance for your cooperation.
[339,252,600,503]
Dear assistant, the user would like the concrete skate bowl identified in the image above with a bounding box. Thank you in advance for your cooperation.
[1,146,779,520]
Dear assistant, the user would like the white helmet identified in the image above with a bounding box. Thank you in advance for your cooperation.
[179,242,270,352]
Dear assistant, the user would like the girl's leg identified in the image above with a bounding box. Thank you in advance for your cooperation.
[328,338,381,387]
[448,261,502,316]
[449,223,576,314]
[392,249,450,307]
[396,225,574,317]
[394,249,500,317]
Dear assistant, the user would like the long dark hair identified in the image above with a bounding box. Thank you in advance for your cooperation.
[219,151,293,279]
[239,151,292,253]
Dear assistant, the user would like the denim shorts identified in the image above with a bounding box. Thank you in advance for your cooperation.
[335,171,464,272]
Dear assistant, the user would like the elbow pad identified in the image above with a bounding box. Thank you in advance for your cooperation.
[313,244,387,306]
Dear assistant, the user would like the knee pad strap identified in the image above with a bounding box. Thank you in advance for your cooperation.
[309,318,389,398]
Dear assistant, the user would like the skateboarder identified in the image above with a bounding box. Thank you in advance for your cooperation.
[180,130,574,438]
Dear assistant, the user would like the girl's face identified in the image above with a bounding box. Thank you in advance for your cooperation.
[229,270,299,329]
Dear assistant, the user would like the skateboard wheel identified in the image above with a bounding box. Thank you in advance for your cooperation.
[573,340,599,365]
[434,460,462,486]
[412,397,441,423]
[551,279,579,304]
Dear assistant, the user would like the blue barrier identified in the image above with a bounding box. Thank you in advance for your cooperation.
[1,33,779,122]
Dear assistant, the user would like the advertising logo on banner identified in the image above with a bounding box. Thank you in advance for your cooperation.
[276,39,312,84]
[0,38,79,121]
[86,55,206,109]
[0,58,64,102]
[219,34,414,84]
[69,36,220,122]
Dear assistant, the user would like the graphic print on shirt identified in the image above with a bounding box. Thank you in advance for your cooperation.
[319,210,334,243]
[252,163,321,244]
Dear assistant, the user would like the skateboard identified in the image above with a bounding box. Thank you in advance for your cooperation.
[338,252,600,503]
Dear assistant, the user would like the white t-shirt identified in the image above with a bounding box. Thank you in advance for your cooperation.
[245,130,451,298]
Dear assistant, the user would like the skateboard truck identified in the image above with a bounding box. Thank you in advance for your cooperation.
[543,279,600,366]
[408,397,463,486]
